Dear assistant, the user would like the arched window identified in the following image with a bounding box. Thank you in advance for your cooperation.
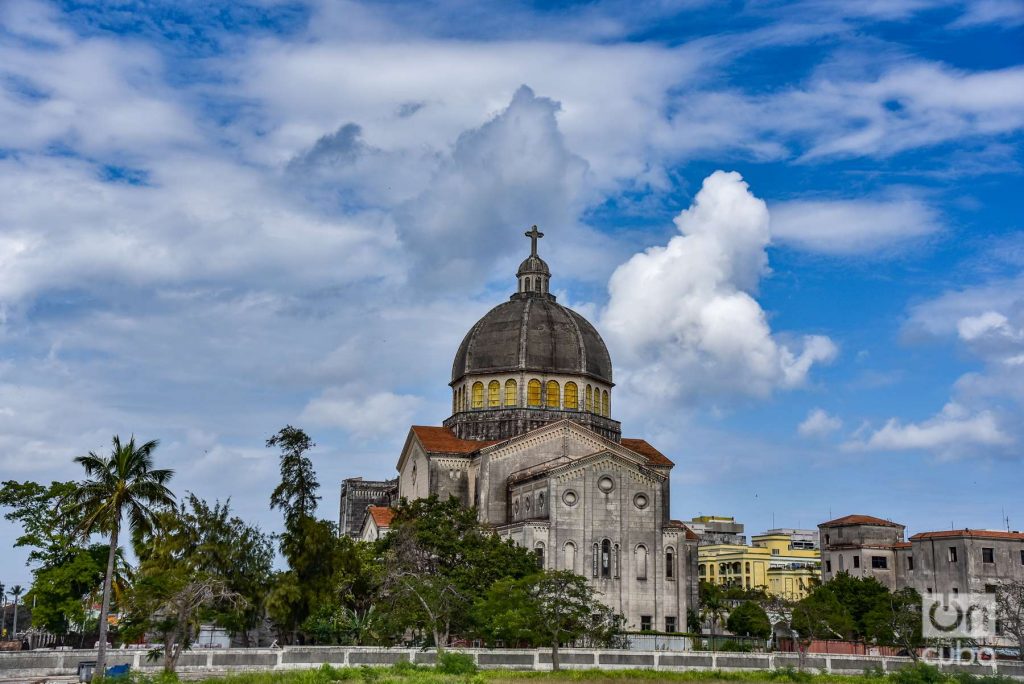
[527,379,542,406]
[698,563,705,576]
[564,541,576,572]
[545,380,560,408]
[452,391,457,414]
[666,548,675,580]
[535,542,545,569]
[564,382,578,409]
[504,379,517,406]
[471,382,484,409]
[636,545,648,580]
[586,385,593,411]
[488,380,500,407]
[614,543,621,578]
[602,390,609,417]
[601,539,612,578]
[592,543,599,578]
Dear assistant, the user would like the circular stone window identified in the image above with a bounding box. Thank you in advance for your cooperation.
[597,476,615,493]
[562,489,579,506]
[634,493,649,510]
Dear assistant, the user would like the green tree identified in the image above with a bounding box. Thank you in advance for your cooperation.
[0,480,81,567]
[863,588,923,660]
[727,600,772,639]
[699,582,730,645]
[994,580,1024,662]
[380,496,538,649]
[267,426,320,529]
[69,435,175,675]
[476,570,623,670]
[826,572,891,637]
[792,585,855,642]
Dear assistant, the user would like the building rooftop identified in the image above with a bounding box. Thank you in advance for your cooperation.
[820,514,904,529]
[411,425,499,454]
[909,529,1024,541]
[366,506,395,528]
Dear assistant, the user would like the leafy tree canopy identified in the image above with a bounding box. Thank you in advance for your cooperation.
[727,600,772,639]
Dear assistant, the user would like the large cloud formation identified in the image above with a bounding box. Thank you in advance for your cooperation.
[602,171,837,405]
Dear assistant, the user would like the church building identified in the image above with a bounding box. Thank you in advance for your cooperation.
[340,227,700,633]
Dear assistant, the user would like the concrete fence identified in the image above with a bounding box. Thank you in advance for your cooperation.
[1,647,1023,681]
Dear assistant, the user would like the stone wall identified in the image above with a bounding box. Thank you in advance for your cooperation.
[4,647,1023,680]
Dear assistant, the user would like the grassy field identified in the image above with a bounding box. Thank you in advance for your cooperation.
[117,662,1018,684]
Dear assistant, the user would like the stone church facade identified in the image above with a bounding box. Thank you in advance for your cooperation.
[340,227,699,632]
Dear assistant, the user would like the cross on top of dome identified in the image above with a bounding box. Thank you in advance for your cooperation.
[516,224,551,296]
[525,224,544,256]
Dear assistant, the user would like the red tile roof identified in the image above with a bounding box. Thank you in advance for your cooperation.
[910,529,1024,541]
[410,426,498,454]
[894,542,912,549]
[820,514,904,528]
[367,506,395,528]
[622,438,674,467]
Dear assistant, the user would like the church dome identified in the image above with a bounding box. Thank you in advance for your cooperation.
[451,296,613,385]
[451,225,612,386]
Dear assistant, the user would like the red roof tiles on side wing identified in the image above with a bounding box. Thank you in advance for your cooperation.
[621,438,674,467]
[910,529,1024,541]
[367,506,395,527]
[410,426,499,454]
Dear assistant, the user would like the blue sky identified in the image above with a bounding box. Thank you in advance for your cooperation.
[2,0,1023,587]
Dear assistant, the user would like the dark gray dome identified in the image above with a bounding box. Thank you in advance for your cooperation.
[451,295,613,385]
[517,254,550,276]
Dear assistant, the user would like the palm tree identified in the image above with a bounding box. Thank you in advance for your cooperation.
[10,585,22,636]
[70,435,175,675]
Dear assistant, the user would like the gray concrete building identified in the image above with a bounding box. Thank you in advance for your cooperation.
[818,514,906,589]
[341,230,700,632]
[684,515,747,546]
[338,477,397,539]
[820,515,1024,601]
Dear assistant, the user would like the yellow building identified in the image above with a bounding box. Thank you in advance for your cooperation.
[698,531,821,600]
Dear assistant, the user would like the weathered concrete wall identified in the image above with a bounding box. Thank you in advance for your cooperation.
[3,647,1023,680]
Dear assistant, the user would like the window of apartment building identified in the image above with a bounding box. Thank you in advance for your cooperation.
[985,584,997,594]
[825,534,830,545]
[907,556,914,571]
[666,548,675,580]
[826,560,832,573]
[853,555,860,568]
[948,547,958,563]
[772,549,780,556]
[640,616,652,632]
[872,556,888,569]
[838,528,844,539]
[666,616,677,633]
[1020,549,1024,565]
[838,555,845,571]
[982,548,994,564]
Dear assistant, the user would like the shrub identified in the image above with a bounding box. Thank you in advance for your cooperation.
[435,651,477,675]
[889,662,948,684]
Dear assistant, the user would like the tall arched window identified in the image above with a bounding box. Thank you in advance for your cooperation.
[564,541,577,572]
[545,380,560,408]
[452,391,457,414]
[488,380,500,407]
[613,543,621,578]
[602,390,610,417]
[564,382,578,409]
[471,382,484,409]
[666,547,675,580]
[527,379,542,406]
[592,543,599,578]
[535,542,545,569]
[504,379,517,406]
[636,545,648,580]
[601,539,612,578]
[586,385,593,411]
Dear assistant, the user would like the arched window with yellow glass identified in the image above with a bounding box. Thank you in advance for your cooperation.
[471,382,484,409]
[504,379,517,406]
[488,380,500,407]
[527,379,542,407]
[564,382,578,409]
[602,390,609,417]
[585,385,593,412]
[545,380,560,408]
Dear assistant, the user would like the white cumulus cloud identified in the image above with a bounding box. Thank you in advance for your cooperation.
[798,408,843,438]
[602,170,837,404]
[844,402,1012,457]
[770,198,940,255]
[300,387,423,441]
